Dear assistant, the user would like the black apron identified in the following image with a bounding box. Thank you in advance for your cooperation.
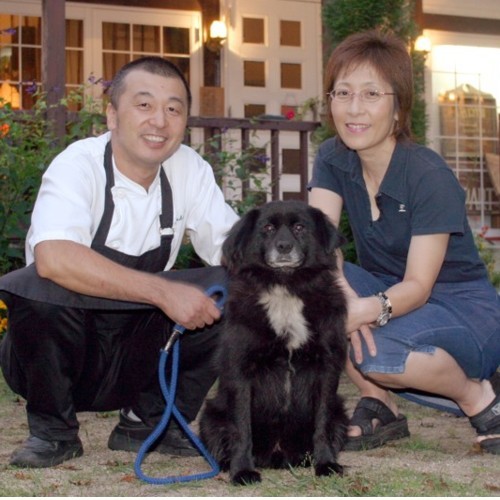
[0,141,174,310]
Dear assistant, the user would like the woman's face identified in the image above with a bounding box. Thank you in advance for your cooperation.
[330,63,398,161]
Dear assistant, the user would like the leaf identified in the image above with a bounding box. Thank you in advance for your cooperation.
[120,474,137,483]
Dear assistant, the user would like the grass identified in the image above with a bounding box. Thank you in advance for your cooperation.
[0,372,499,496]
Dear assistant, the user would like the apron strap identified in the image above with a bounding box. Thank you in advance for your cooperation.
[92,141,175,246]
[92,141,115,246]
[159,167,174,236]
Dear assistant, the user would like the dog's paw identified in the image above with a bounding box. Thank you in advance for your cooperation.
[315,461,344,477]
[231,469,262,486]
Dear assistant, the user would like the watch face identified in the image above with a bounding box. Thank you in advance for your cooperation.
[378,314,389,326]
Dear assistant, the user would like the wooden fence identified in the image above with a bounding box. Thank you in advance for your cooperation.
[186,116,321,202]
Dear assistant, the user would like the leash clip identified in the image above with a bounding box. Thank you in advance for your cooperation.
[163,326,184,353]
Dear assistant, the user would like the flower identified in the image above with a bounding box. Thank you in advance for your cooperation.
[0,300,7,337]
[0,28,16,36]
[25,82,38,95]
[0,123,9,137]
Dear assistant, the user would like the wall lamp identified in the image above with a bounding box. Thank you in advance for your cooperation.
[206,20,227,53]
[415,34,432,53]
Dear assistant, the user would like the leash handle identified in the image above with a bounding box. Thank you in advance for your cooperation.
[162,284,227,353]
[204,284,228,312]
[134,284,227,485]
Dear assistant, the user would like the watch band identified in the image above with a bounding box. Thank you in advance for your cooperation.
[374,292,392,327]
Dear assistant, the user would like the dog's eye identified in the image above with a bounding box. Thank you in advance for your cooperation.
[293,223,305,235]
[263,223,275,233]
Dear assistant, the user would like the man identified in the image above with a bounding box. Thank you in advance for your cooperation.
[0,57,239,468]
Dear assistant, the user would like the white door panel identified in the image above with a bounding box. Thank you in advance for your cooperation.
[222,0,322,118]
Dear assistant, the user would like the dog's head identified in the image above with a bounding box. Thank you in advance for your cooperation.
[222,200,344,275]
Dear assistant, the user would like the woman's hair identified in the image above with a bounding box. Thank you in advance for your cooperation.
[108,56,192,112]
[324,30,413,142]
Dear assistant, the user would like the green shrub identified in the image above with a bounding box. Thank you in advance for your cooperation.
[0,97,60,274]
[475,235,500,289]
[0,86,107,275]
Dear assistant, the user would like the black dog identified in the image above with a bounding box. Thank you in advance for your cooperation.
[199,200,348,485]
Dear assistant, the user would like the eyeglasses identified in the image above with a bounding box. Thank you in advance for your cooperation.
[327,89,396,103]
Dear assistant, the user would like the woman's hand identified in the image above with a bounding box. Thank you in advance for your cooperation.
[345,295,378,363]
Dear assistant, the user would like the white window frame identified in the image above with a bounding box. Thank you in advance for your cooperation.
[0,0,203,113]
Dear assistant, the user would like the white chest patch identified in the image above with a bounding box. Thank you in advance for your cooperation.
[258,285,310,350]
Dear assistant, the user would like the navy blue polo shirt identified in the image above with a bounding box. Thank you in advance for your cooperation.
[308,136,487,282]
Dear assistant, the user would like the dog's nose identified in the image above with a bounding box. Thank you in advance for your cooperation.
[276,240,293,254]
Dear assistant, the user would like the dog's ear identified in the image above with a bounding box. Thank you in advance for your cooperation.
[309,206,346,254]
[222,208,260,272]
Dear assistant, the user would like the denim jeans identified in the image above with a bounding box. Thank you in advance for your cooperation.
[343,262,500,414]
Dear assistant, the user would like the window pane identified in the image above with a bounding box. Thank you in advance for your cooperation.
[0,81,20,108]
[280,20,300,47]
[66,19,83,48]
[243,18,264,44]
[133,24,160,53]
[244,104,266,118]
[103,22,129,51]
[163,27,189,55]
[282,148,300,174]
[244,60,265,87]
[167,56,190,84]
[103,52,129,81]
[0,14,16,45]
[20,83,36,108]
[0,45,18,81]
[21,16,41,45]
[281,63,301,89]
[66,50,83,84]
[21,47,41,81]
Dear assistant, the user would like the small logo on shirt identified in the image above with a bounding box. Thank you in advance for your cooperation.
[398,204,406,213]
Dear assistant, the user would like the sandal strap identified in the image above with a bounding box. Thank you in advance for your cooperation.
[469,394,500,437]
[350,397,398,437]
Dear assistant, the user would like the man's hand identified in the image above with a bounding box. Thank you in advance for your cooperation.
[156,280,221,330]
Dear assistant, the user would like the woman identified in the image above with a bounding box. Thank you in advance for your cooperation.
[308,30,500,454]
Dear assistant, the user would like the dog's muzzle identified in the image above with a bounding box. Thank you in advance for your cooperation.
[266,244,304,268]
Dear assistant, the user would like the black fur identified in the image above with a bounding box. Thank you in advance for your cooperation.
[199,200,348,485]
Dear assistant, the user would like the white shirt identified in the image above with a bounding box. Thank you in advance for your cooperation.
[26,132,239,270]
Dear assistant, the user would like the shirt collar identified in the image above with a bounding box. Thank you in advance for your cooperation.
[113,161,162,195]
[331,137,409,203]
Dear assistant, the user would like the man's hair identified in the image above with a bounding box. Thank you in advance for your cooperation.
[108,56,192,112]
[324,29,413,142]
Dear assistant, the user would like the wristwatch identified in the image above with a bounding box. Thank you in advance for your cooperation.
[374,292,392,327]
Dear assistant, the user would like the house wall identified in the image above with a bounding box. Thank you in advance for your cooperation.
[419,0,500,230]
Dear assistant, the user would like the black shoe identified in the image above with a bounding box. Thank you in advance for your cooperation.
[9,435,83,468]
[108,409,198,457]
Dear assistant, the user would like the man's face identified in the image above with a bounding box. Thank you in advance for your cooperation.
[106,69,188,185]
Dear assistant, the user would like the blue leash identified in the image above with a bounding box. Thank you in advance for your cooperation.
[134,285,227,485]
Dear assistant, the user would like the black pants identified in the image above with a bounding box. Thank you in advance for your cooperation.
[0,267,226,441]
